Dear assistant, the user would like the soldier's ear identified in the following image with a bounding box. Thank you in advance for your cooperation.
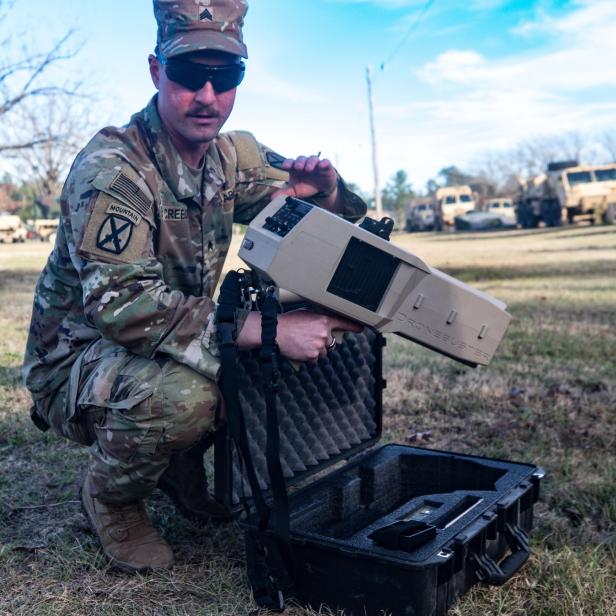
[148,54,161,90]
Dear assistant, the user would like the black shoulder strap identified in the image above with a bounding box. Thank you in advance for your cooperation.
[217,272,295,610]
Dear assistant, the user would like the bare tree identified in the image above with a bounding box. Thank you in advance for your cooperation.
[5,92,96,208]
[473,131,600,193]
[0,0,82,154]
[598,131,616,162]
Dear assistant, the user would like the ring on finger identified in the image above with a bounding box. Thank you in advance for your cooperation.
[326,336,337,351]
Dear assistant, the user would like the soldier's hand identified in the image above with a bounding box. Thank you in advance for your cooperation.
[272,155,339,207]
[275,311,362,362]
[235,311,362,362]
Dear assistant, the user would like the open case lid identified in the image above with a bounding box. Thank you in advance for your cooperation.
[214,329,385,510]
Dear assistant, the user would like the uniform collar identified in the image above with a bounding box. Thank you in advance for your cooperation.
[142,96,225,203]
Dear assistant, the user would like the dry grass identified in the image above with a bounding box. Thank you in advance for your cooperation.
[1,225,615,616]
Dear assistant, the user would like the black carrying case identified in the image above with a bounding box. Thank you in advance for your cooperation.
[214,329,543,616]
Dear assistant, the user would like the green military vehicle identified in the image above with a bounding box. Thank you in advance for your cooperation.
[516,161,616,228]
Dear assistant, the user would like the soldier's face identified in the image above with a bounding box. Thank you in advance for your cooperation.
[149,51,239,155]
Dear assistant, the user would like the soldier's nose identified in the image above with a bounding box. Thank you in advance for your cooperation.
[194,81,217,106]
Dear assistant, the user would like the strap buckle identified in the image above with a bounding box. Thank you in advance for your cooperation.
[217,320,237,348]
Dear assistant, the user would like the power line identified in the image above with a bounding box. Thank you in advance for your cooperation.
[380,0,436,71]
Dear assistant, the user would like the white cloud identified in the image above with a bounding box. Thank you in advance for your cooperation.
[420,0,616,91]
[368,0,616,185]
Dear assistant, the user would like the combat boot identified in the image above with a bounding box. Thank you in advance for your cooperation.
[158,436,231,525]
[81,474,174,573]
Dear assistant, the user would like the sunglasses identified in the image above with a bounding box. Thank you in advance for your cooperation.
[162,59,245,93]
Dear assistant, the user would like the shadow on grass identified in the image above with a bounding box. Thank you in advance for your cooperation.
[421,226,616,243]
[443,258,616,282]
[530,245,616,254]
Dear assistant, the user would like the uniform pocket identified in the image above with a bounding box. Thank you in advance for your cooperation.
[92,373,160,461]
[106,373,154,410]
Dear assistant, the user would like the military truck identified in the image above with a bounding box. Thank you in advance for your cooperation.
[33,218,60,242]
[434,186,476,227]
[0,215,27,243]
[516,161,616,228]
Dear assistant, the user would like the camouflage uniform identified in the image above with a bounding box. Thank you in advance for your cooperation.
[23,97,366,504]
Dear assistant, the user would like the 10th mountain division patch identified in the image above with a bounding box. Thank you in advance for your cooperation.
[78,191,150,264]
[96,215,134,255]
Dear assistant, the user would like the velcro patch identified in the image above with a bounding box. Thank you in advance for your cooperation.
[79,192,151,264]
[162,207,188,221]
[109,172,152,218]
[106,202,142,225]
[266,151,287,170]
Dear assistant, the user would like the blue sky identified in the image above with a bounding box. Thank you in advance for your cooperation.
[3,0,616,193]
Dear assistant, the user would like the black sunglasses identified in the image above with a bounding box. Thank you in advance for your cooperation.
[162,59,245,93]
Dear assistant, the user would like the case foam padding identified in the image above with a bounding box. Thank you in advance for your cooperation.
[287,444,536,563]
[230,330,380,504]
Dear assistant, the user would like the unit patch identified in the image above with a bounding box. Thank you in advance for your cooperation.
[78,191,151,264]
[106,202,142,225]
[96,215,134,255]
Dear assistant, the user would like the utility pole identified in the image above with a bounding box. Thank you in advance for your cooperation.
[366,65,382,217]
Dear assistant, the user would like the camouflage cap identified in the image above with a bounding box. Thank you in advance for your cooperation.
[154,0,248,60]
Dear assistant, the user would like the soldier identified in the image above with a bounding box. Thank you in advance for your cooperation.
[23,0,366,573]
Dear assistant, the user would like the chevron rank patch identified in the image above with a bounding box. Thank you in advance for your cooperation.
[78,192,151,264]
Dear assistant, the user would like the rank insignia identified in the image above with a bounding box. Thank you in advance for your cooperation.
[96,215,133,255]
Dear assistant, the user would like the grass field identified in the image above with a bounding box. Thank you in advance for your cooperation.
[1,226,615,616]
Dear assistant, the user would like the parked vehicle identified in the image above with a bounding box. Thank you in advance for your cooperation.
[0,215,27,243]
[454,210,517,231]
[516,161,616,228]
[33,218,60,242]
[486,198,516,222]
[434,186,475,226]
[405,201,438,231]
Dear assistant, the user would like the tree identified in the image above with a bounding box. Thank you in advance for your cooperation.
[425,178,439,196]
[0,1,82,154]
[0,2,92,211]
[437,165,473,188]
[381,170,414,225]
[5,92,96,209]
[599,131,616,162]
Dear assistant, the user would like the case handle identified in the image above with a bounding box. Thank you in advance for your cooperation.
[471,523,530,586]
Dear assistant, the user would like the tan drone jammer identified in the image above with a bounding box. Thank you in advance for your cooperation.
[239,196,512,366]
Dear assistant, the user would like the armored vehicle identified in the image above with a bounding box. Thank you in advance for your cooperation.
[405,200,439,232]
[0,215,27,243]
[516,161,616,228]
[434,186,475,226]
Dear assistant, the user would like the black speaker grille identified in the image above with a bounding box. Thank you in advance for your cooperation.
[327,237,399,312]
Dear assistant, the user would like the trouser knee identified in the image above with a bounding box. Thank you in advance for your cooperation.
[150,359,221,453]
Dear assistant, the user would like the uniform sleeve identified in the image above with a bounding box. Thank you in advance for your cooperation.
[67,159,223,381]
[226,131,368,225]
